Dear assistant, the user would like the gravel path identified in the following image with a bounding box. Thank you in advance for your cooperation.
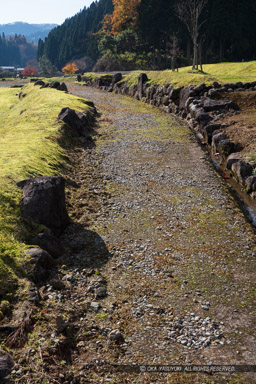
[12,85,256,383]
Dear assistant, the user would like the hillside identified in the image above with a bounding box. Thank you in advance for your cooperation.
[37,0,113,69]
[0,22,58,43]
[39,0,256,71]
[0,34,37,67]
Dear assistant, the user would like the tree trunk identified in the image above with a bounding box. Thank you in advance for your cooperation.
[186,39,191,59]
[193,38,197,69]
[219,39,224,62]
[199,37,203,71]
[153,46,156,68]
[157,48,161,68]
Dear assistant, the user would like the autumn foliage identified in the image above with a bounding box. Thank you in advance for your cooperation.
[62,63,78,74]
[22,66,37,75]
[103,0,141,34]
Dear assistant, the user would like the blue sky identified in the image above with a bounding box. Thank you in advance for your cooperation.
[0,0,94,25]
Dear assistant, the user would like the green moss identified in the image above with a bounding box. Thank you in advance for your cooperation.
[0,84,92,298]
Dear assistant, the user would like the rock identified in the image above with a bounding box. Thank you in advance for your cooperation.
[179,86,195,109]
[17,176,69,236]
[231,161,254,185]
[57,107,93,137]
[212,132,227,153]
[169,87,183,102]
[25,248,56,283]
[213,81,221,89]
[217,139,235,158]
[162,95,170,106]
[97,75,113,87]
[203,98,240,112]
[203,124,221,143]
[95,287,107,300]
[90,302,101,312]
[195,108,213,127]
[207,89,219,98]
[77,75,82,82]
[49,81,60,89]
[57,83,68,92]
[226,152,242,170]
[34,80,45,87]
[30,232,64,259]
[0,354,14,380]
[112,73,122,85]
[138,73,148,99]
[109,330,124,343]
[244,175,256,193]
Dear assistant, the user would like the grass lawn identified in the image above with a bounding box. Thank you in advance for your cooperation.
[84,61,256,87]
[0,83,92,299]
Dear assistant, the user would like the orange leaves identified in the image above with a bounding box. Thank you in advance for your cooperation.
[62,63,78,75]
[103,0,141,35]
[22,66,37,75]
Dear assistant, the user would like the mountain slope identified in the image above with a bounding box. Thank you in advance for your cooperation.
[38,0,113,69]
[0,22,58,43]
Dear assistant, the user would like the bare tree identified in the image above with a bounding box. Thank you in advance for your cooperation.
[175,0,207,70]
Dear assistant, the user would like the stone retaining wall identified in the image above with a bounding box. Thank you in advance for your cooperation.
[80,74,256,199]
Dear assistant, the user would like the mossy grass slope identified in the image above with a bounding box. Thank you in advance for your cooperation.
[84,61,256,87]
[0,83,91,298]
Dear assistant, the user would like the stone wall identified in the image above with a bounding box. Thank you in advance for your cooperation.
[81,73,256,199]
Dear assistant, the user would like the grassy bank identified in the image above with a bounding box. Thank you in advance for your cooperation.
[0,83,92,299]
[84,61,256,87]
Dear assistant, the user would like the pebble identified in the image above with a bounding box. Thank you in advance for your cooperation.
[168,314,225,349]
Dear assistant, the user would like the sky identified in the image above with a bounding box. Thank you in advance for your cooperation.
[0,0,94,25]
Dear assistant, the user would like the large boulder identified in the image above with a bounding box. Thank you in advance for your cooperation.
[217,139,235,158]
[169,87,183,102]
[30,232,64,259]
[195,108,213,127]
[57,82,68,92]
[57,107,93,136]
[179,86,195,109]
[212,132,227,153]
[25,248,56,283]
[138,73,148,99]
[203,124,222,143]
[231,161,254,185]
[34,80,45,87]
[203,98,240,112]
[226,152,241,170]
[17,176,70,235]
[112,73,122,85]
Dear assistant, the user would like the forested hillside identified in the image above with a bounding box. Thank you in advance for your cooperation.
[38,0,256,71]
[37,0,113,70]
[0,34,37,66]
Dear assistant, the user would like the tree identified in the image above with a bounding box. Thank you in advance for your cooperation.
[62,62,78,74]
[38,55,58,76]
[22,66,37,75]
[103,0,141,35]
[175,0,207,70]
[167,34,180,71]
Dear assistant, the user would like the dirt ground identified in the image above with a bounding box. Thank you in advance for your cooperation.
[5,85,256,384]
[215,91,256,165]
